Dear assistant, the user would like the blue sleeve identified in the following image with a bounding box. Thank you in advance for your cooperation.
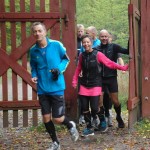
[57,43,70,73]
[80,46,85,53]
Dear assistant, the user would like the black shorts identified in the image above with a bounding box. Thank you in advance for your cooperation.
[38,94,65,118]
[102,76,118,93]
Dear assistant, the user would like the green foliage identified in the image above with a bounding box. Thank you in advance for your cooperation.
[134,119,150,138]
[29,122,45,133]
[76,0,130,47]
[29,122,67,133]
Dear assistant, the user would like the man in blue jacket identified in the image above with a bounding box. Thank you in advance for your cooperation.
[30,22,79,150]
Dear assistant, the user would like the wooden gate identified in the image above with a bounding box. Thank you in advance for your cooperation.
[141,0,150,118]
[128,0,141,128]
[0,0,77,127]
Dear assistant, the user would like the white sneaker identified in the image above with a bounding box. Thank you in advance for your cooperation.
[69,121,79,142]
[92,118,100,129]
[108,109,113,127]
[106,115,113,127]
[47,141,60,150]
[79,115,85,125]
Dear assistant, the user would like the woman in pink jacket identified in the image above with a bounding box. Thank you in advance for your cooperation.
[72,34,128,137]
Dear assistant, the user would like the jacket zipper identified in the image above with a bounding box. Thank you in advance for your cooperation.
[86,54,89,85]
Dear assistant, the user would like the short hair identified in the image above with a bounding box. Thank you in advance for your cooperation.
[86,26,98,35]
[81,34,93,43]
[31,22,46,32]
[99,29,109,35]
[77,24,84,30]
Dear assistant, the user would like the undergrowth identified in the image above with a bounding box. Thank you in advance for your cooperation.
[134,118,150,138]
[29,122,67,133]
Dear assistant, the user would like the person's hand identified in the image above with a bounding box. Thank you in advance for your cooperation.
[50,69,60,80]
[72,84,77,89]
[31,77,38,83]
[122,64,129,71]
[79,71,83,77]
[121,71,126,73]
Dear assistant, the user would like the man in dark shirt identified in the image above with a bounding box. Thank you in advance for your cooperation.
[76,24,85,125]
[77,24,85,59]
[95,29,129,128]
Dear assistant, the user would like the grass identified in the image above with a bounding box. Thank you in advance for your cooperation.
[134,118,150,138]
[117,70,129,109]
[29,123,67,133]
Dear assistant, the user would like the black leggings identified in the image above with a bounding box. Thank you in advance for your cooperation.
[79,95,99,117]
[103,92,112,117]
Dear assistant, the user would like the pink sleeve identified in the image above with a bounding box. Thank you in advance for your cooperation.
[72,54,82,87]
[97,52,128,71]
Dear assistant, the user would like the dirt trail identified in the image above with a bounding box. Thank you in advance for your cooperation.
[0,112,150,150]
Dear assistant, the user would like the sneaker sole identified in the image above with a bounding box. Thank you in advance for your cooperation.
[101,127,108,133]
[81,133,94,137]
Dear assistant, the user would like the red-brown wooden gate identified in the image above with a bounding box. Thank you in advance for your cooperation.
[141,0,150,118]
[128,0,150,127]
[0,0,77,127]
[128,0,141,128]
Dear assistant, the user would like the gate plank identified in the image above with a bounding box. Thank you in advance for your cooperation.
[50,0,60,40]
[0,0,77,127]
[10,1,19,127]
[1,20,9,127]
[61,0,77,120]
[33,109,38,126]
[0,0,5,12]
[0,19,59,77]
[0,101,40,110]
[0,12,64,20]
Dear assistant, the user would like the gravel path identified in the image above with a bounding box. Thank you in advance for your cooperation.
[0,111,150,150]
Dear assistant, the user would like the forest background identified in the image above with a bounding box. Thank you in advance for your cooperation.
[4,0,129,56]
[76,0,129,48]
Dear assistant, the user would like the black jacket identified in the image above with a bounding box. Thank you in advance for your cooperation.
[94,43,129,77]
[80,50,102,87]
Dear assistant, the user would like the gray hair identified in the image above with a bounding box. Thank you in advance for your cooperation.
[86,26,98,35]
[31,22,47,32]
[99,29,109,35]
[77,24,84,30]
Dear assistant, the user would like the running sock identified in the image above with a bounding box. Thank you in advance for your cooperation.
[84,111,92,128]
[44,121,59,144]
[105,108,109,118]
[97,106,105,122]
[62,117,73,130]
[114,104,121,118]
[91,110,98,120]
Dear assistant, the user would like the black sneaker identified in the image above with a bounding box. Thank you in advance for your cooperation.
[116,117,125,128]
[94,120,108,132]
[81,128,94,137]
[99,120,108,132]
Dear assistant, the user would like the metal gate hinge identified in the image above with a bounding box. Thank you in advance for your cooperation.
[64,14,69,27]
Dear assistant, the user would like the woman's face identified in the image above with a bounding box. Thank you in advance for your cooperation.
[82,37,92,52]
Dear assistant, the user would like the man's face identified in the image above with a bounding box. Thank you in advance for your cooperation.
[32,24,47,42]
[99,31,109,45]
[77,28,84,38]
[86,30,94,39]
